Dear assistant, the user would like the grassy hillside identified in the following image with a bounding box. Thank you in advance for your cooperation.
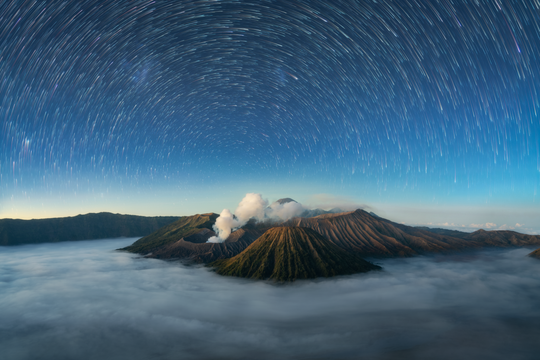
[0,213,180,246]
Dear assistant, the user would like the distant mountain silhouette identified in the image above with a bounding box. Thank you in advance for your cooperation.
[212,227,380,281]
[300,208,336,218]
[414,226,471,238]
[0,213,180,246]
[462,228,540,246]
[528,247,540,259]
[274,198,297,204]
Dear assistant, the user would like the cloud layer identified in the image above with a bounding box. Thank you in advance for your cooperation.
[417,221,535,234]
[1,239,540,360]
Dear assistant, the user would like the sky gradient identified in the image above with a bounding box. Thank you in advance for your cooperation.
[1,0,539,233]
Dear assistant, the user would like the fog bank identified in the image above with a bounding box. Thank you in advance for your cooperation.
[1,239,540,360]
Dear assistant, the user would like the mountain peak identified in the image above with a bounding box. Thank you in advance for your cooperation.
[274,198,297,204]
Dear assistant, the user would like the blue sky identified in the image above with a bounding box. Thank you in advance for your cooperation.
[1,0,539,233]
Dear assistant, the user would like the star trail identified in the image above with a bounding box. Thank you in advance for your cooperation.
[1,0,539,230]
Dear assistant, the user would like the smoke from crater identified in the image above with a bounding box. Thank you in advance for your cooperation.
[207,193,306,243]
[208,193,269,243]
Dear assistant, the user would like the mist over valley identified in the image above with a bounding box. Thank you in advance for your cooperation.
[1,238,540,360]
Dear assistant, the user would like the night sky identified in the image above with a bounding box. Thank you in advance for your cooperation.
[1,0,539,233]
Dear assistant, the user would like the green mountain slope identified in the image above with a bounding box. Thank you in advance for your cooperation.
[0,213,180,246]
[212,227,380,281]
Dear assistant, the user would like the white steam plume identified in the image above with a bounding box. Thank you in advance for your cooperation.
[208,193,269,243]
[265,201,305,221]
[234,193,268,223]
[207,209,241,243]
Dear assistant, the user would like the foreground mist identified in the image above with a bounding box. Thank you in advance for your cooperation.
[1,239,540,360]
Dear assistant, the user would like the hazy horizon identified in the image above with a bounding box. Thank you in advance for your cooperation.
[2,196,539,236]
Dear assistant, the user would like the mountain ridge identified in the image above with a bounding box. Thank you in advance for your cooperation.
[0,213,180,246]
[285,209,540,257]
[121,209,540,265]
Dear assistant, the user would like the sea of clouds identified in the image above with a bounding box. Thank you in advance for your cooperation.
[1,238,540,360]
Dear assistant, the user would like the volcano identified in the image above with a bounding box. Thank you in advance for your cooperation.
[211,227,380,281]
[121,208,540,271]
